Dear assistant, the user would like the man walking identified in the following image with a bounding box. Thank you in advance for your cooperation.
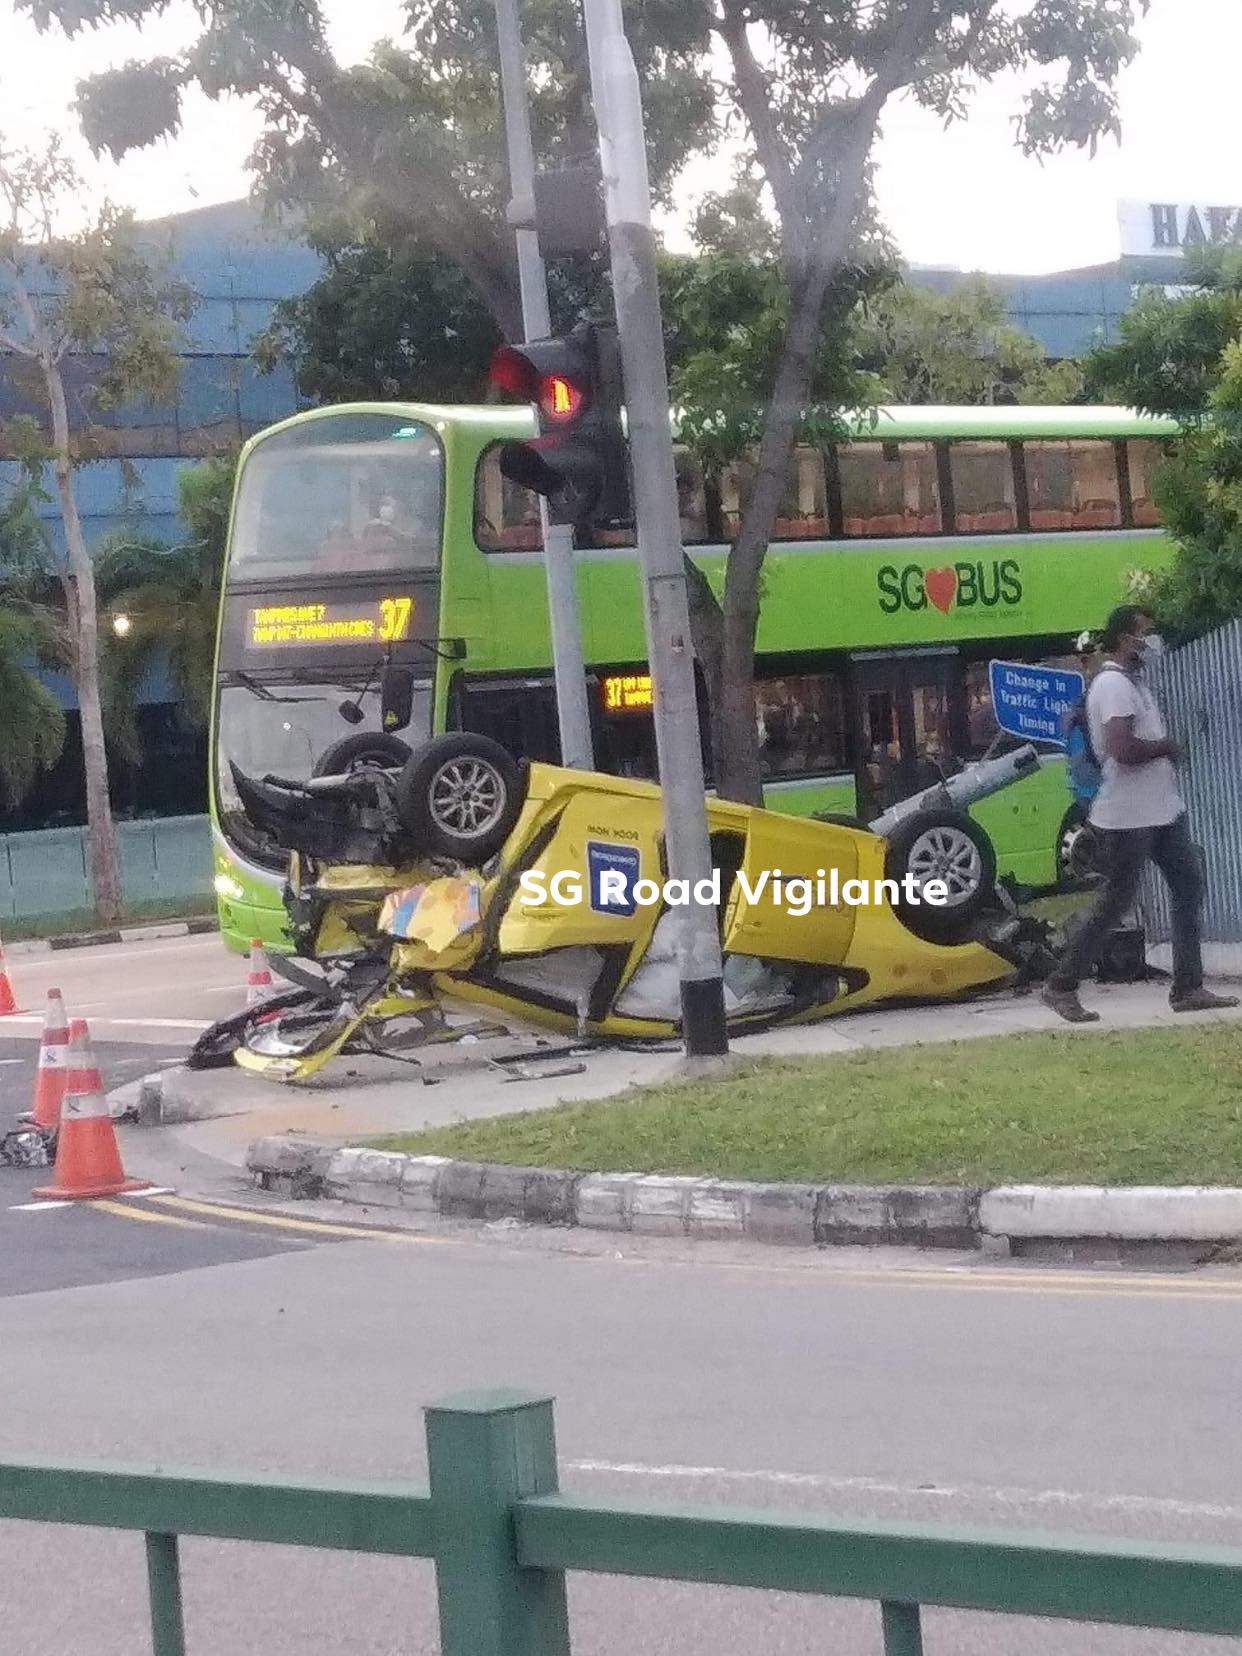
[1042,604,1238,1024]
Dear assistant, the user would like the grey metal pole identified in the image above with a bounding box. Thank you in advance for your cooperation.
[581,0,727,1056]
[494,0,595,771]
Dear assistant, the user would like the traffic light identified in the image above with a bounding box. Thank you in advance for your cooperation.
[489,320,631,530]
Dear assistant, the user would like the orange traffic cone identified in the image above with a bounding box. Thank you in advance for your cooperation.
[32,1020,151,1201]
[246,938,273,1006]
[28,988,71,1132]
[0,927,19,1016]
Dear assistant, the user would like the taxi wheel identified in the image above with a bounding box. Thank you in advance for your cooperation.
[313,732,412,777]
[396,734,525,862]
[1056,804,1100,888]
[885,808,996,943]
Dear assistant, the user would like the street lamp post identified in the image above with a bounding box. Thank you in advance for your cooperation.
[580,0,728,1057]
[493,0,595,772]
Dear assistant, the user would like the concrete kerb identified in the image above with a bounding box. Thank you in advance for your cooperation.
[8,916,218,957]
[243,1136,1242,1255]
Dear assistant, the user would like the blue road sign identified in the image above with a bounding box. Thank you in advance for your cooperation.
[988,660,1084,747]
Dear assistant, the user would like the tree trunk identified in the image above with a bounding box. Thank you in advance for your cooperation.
[46,359,123,923]
[710,79,887,806]
[715,267,833,804]
[682,551,726,781]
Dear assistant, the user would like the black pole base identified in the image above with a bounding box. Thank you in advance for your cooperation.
[680,976,728,1057]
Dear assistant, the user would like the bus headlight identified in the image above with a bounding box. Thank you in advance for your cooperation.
[214,872,246,901]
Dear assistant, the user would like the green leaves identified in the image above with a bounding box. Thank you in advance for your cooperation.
[76,58,187,161]
[1087,248,1242,643]
[855,277,1085,406]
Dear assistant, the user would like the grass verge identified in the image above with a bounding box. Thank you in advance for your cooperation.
[4,895,217,943]
[377,1022,1242,1187]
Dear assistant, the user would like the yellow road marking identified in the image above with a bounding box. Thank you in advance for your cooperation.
[91,1200,214,1231]
[142,1193,450,1244]
[94,1197,1242,1302]
[617,1254,1242,1301]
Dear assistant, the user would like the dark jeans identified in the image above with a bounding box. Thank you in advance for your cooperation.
[1049,812,1204,997]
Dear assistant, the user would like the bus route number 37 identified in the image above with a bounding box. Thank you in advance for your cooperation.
[379,596,413,642]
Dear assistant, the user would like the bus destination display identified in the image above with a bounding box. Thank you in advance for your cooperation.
[248,596,414,649]
[601,672,653,713]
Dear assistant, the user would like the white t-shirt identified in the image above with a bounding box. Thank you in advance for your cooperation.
[1086,661,1183,830]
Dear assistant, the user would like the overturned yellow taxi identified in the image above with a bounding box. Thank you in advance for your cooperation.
[200,735,1035,1081]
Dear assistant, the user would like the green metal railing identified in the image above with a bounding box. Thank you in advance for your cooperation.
[3,1389,1242,1654]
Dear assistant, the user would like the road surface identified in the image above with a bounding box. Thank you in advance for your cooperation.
[0,932,1239,1653]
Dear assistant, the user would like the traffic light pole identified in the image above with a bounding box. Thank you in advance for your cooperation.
[580,0,728,1057]
[494,0,595,772]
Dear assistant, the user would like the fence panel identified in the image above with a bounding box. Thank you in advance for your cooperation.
[4,1392,1242,1649]
[0,815,212,921]
[1143,620,1242,946]
[3,826,91,919]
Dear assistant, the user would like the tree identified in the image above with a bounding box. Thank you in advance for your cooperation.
[0,135,195,920]
[252,238,608,404]
[37,0,715,342]
[95,454,235,759]
[685,0,1145,801]
[1086,248,1242,642]
[856,277,1084,405]
[0,479,67,810]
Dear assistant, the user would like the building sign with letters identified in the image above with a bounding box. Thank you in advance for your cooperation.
[1119,199,1242,259]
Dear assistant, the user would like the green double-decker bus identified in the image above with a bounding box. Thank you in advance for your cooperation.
[209,402,1179,953]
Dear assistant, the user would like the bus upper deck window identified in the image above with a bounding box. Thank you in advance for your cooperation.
[838,441,941,538]
[950,440,1018,534]
[1024,440,1121,531]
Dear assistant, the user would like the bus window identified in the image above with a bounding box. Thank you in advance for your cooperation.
[754,673,847,778]
[229,415,443,579]
[723,448,828,541]
[457,679,561,761]
[963,661,1002,756]
[593,448,710,546]
[475,447,543,551]
[1023,440,1121,531]
[837,441,941,537]
[1126,439,1166,528]
[910,680,954,785]
[949,441,1018,534]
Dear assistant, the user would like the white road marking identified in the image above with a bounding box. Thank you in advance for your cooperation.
[566,1460,1242,1524]
[8,1201,72,1211]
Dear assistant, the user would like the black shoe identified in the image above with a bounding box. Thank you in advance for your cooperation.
[1170,988,1240,1013]
[1041,986,1101,1024]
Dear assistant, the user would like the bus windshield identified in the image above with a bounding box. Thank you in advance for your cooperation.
[229,414,444,582]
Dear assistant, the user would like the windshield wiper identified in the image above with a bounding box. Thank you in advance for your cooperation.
[228,672,312,705]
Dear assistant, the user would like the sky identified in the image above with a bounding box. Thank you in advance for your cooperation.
[0,0,1237,274]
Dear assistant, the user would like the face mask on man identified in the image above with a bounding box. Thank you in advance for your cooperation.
[1139,633,1167,665]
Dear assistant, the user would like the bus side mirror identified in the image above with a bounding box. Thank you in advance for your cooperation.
[381,666,415,733]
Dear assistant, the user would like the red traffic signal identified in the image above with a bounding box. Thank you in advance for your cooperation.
[487,321,630,531]
[488,347,591,425]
